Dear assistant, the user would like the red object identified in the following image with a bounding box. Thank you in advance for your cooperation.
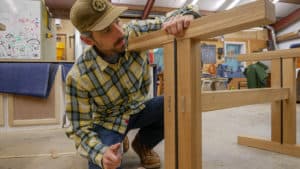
[273,8,300,32]
[149,51,154,64]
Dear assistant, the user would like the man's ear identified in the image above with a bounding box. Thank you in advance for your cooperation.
[80,35,94,46]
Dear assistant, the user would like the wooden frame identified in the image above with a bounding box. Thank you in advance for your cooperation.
[237,51,300,156]
[127,1,288,169]
[276,30,300,43]
[0,94,4,126]
[8,66,62,126]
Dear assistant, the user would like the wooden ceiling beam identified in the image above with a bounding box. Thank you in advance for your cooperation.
[113,3,175,13]
[279,0,300,4]
[273,8,300,32]
[142,0,155,19]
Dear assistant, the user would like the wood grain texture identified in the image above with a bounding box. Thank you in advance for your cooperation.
[238,136,300,157]
[282,58,296,144]
[238,48,300,61]
[271,60,282,142]
[276,31,300,43]
[177,39,202,169]
[202,88,289,112]
[163,42,176,169]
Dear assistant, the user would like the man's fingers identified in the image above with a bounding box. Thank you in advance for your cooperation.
[176,19,184,33]
[184,19,190,28]
[163,15,193,36]
[110,143,121,152]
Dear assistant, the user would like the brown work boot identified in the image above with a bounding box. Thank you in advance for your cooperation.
[123,135,129,153]
[132,134,161,169]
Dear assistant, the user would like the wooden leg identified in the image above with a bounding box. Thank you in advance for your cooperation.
[282,58,296,144]
[177,39,202,169]
[271,59,282,142]
[238,136,300,157]
[163,42,176,169]
[238,58,298,158]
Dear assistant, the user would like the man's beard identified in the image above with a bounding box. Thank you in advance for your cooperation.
[113,36,126,52]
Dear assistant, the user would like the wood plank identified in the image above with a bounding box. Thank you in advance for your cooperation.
[0,94,3,126]
[238,48,300,61]
[201,88,289,112]
[282,58,296,144]
[177,39,202,169]
[271,60,282,142]
[276,31,300,43]
[238,136,300,157]
[128,0,275,51]
[163,42,176,169]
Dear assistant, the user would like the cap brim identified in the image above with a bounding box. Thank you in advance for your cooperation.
[89,6,127,31]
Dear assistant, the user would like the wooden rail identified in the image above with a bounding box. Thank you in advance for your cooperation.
[202,88,289,112]
[276,30,300,43]
[128,0,275,51]
[237,48,300,61]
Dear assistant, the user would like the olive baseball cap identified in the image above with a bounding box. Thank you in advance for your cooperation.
[70,0,127,33]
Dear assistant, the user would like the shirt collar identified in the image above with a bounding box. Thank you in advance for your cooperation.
[91,47,109,71]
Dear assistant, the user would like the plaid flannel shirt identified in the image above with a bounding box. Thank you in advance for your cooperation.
[65,4,200,166]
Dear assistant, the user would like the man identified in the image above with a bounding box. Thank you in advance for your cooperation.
[66,0,200,169]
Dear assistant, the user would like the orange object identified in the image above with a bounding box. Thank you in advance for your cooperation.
[208,64,216,75]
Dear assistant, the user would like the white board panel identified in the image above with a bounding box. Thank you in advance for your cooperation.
[0,0,41,59]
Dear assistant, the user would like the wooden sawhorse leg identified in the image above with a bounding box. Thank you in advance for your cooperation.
[164,39,202,169]
[238,58,300,157]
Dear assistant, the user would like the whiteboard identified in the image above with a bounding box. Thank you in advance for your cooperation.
[0,0,41,59]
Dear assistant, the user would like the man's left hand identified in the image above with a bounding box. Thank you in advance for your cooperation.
[162,15,194,37]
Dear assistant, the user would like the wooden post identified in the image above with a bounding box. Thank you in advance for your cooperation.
[282,58,296,144]
[176,39,202,169]
[163,42,177,169]
[237,49,300,157]
[271,59,282,142]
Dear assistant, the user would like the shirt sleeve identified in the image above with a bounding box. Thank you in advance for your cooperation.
[124,4,201,38]
[165,3,201,21]
[65,71,108,168]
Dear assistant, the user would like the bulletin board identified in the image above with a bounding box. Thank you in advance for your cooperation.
[201,44,216,64]
[0,0,41,59]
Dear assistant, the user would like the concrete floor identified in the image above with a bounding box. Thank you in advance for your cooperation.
[0,103,300,169]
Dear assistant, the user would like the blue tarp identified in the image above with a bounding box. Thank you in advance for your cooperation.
[60,63,73,82]
[290,43,300,48]
[0,63,59,98]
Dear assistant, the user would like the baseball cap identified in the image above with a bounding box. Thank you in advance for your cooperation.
[70,0,127,33]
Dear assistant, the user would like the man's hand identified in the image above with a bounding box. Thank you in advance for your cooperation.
[102,143,122,169]
[162,15,194,37]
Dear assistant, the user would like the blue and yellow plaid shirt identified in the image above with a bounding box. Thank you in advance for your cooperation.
[65,4,200,166]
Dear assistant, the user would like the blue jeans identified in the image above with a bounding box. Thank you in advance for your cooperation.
[88,96,164,169]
